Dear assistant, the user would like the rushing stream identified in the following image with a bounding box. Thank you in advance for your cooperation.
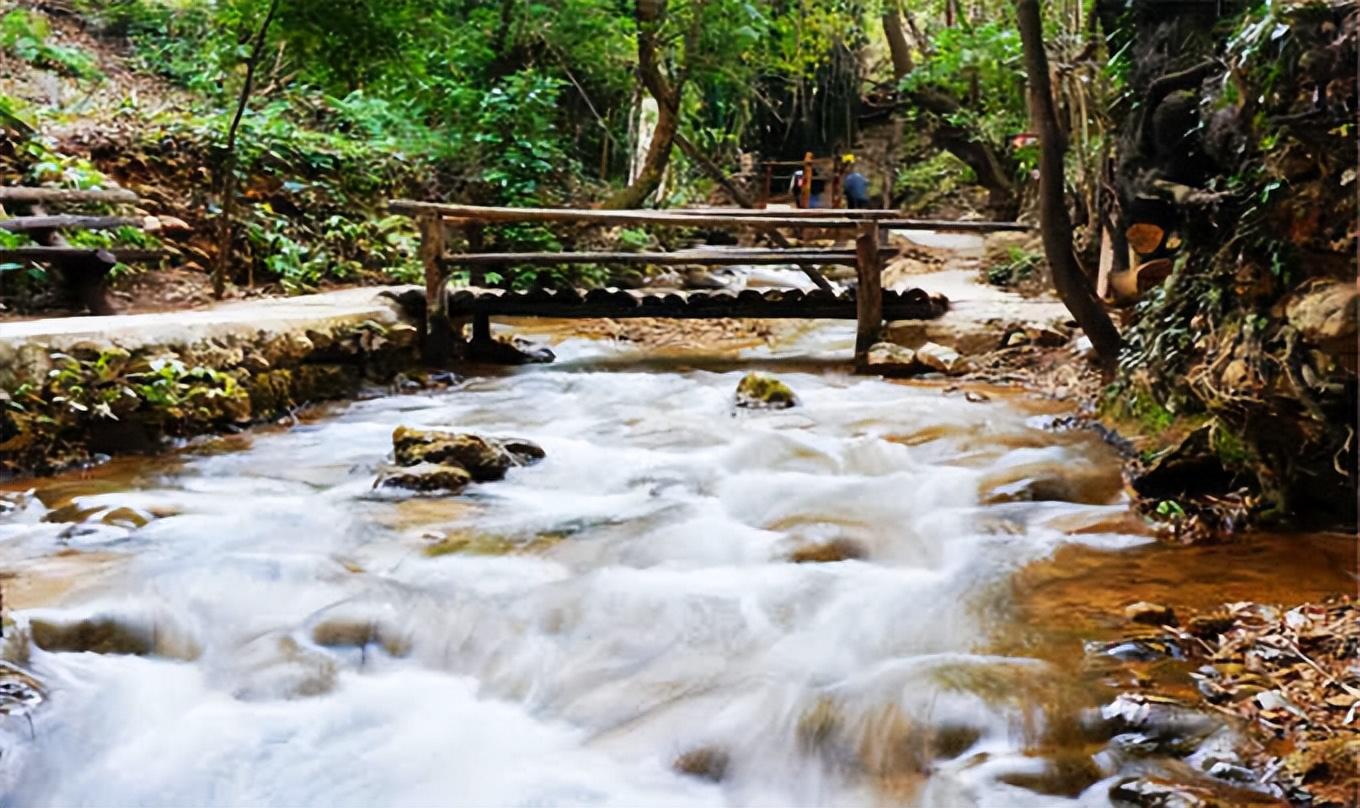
[0,320,1345,806]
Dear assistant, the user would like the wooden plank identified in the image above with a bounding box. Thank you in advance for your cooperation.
[0,247,161,261]
[854,222,884,366]
[0,187,139,204]
[389,200,866,230]
[0,215,144,233]
[440,249,865,267]
[880,219,1029,233]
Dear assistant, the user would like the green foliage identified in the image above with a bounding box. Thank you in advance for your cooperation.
[473,71,571,204]
[1,9,102,80]
[0,91,37,133]
[895,150,975,209]
[987,246,1039,287]
[900,22,1027,150]
[0,348,249,471]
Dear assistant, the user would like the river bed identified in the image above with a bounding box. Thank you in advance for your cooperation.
[0,320,1350,806]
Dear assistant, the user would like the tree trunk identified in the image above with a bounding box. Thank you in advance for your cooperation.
[603,94,678,209]
[211,0,280,299]
[882,2,914,79]
[1016,0,1121,372]
[601,0,691,210]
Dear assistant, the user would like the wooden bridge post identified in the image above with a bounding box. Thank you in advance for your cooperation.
[419,214,453,365]
[800,152,814,209]
[854,221,883,368]
[464,221,493,345]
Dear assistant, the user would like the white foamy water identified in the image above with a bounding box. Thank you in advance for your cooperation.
[0,326,1145,806]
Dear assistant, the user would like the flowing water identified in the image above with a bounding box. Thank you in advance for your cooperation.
[0,321,1349,806]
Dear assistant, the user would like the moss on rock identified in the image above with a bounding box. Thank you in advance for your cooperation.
[735,372,797,409]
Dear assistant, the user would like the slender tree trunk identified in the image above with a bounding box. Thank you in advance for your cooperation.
[603,0,678,209]
[1016,0,1121,372]
[604,93,679,209]
[882,2,914,79]
[211,0,280,299]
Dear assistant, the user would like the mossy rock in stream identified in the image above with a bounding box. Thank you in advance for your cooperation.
[392,427,545,481]
[735,372,797,409]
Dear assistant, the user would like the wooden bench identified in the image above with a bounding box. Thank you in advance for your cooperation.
[0,186,166,315]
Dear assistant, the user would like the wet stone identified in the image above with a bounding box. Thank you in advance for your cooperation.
[1086,637,1183,661]
[735,372,797,409]
[375,462,473,494]
[1125,601,1178,626]
[29,616,155,656]
[391,427,545,482]
[0,661,45,718]
[788,538,866,563]
[865,342,923,377]
[1185,612,1234,638]
[1109,776,1220,808]
[673,747,730,782]
[915,341,971,375]
[310,618,411,658]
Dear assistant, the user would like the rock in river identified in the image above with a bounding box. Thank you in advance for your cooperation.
[376,462,473,494]
[865,342,924,377]
[392,426,544,481]
[380,427,545,493]
[1125,601,1177,626]
[915,342,971,375]
[735,372,797,409]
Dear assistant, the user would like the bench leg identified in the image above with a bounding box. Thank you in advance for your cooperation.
[63,252,117,315]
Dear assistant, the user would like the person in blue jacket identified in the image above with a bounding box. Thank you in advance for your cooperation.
[841,154,871,209]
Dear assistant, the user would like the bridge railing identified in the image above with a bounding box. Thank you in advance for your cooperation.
[386,200,1028,367]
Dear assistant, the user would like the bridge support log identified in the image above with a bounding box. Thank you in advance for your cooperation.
[463,222,493,347]
[854,222,884,369]
[419,214,454,365]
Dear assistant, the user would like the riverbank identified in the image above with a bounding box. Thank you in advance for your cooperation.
[0,287,424,476]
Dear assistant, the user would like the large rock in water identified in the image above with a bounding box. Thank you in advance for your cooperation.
[735,372,797,409]
[388,427,545,486]
[392,427,544,481]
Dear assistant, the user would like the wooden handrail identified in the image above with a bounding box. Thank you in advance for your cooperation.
[670,208,1033,232]
[390,201,1029,233]
[439,247,896,267]
[0,187,139,204]
[389,200,866,229]
[0,215,145,233]
[0,247,162,261]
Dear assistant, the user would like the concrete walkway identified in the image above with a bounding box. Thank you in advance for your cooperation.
[0,286,419,352]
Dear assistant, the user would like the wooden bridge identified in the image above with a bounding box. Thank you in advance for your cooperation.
[388,200,1028,367]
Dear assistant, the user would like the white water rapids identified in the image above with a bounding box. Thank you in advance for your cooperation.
[0,323,1151,806]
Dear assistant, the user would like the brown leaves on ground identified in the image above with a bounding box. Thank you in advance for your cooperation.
[1171,597,1359,806]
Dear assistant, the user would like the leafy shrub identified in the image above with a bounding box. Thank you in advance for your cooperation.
[1,9,102,80]
[987,247,1040,287]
